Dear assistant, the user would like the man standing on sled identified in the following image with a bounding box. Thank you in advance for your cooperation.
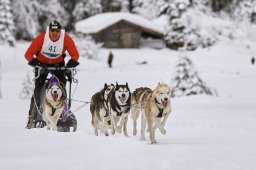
[24,20,79,129]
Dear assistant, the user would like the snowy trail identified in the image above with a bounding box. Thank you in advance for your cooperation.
[1,42,256,170]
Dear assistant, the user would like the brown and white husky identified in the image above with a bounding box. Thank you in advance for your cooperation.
[131,83,172,144]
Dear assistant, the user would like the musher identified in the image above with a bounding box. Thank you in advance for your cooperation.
[24,20,79,129]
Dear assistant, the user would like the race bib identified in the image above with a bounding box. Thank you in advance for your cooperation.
[41,27,65,59]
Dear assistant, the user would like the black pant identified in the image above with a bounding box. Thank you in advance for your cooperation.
[27,62,67,127]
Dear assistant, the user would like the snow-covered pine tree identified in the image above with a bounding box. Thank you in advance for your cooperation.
[73,0,102,22]
[12,0,68,40]
[0,0,15,46]
[72,33,103,60]
[233,0,256,24]
[165,0,218,50]
[132,0,169,20]
[165,0,200,50]
[171,55,214,97]
[19,72,33,99]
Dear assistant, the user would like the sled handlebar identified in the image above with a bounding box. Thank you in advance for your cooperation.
[34,66,77,81]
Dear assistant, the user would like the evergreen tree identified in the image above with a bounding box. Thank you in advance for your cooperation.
[73,0,102,22]
[165,0,198,50]
[12,0,68,40]
[233,0,256,24]
[72,33,103,60]
[19,72,33,99]
[165,0,217,50]
[171,55,214,97]
[0,0,15,46]
[58,0,78,31]
[132,0,169,20]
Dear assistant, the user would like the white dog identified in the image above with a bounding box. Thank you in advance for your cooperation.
[42,76,64,131]
[131,83,172,143]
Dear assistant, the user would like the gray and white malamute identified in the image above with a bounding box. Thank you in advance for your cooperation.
[90,83,115,136]
[42,76,65,131]
[131,83,172,144]
[108,82,131,136]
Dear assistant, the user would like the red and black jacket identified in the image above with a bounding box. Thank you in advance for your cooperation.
[25,32,79,65]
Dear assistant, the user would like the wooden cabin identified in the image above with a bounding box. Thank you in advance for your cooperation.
[75,12,164,48]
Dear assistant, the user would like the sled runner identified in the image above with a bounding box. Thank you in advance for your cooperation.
[26,65,78,132]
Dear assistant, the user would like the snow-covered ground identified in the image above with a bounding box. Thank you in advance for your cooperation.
[0,38,256,170]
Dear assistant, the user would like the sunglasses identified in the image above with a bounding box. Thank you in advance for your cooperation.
[50,29,60,33]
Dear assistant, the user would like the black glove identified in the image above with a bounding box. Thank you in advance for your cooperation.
[66,59,79,68]
[28,58,40,67]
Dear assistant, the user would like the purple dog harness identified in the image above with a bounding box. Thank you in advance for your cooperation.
[59,101,76,122]
[48,76,76,122]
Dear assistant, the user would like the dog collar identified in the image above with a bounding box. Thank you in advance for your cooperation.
[157,108,164,118]
[154,98,163,107]
[45,99,62,116]
[51,108,56,116]
[154,98,164,117]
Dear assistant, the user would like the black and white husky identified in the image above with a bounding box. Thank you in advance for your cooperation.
[108,82,131,136]
[40,76,77,132]
[90,83,115,136]
[42,76,65,131]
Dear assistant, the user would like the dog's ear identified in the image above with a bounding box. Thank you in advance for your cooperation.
[104,83,108,89]
[111,83,115,88]
[116,82,119,88]
[126,82,130,91]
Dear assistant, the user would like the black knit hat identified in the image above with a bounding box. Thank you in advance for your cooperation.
[49,20,62,30]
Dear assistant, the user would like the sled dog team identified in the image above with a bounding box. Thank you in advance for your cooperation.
[90,82,172,144]
[41,77,172,144]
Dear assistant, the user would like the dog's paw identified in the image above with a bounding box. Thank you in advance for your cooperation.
[140,136,146,141]
[133,129,137,136]
[150,138,157,144]
[105,131,109,136]
[94,129,99,136]
[116,127,122,133]
[52,126,57,131]
[160,128,166,135]
[124,130,129,137]
[111,129,115,135]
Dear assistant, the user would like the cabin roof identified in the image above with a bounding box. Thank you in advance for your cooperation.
[75,12,164,36]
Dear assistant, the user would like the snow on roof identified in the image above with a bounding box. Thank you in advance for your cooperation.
[75,12,164,35]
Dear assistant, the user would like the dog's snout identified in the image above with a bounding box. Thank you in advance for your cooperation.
[122,94,126,97]
[53,91,57,94]
[164,98,168,101]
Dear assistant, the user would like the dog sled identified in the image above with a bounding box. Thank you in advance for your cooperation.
[26,65,78,132]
